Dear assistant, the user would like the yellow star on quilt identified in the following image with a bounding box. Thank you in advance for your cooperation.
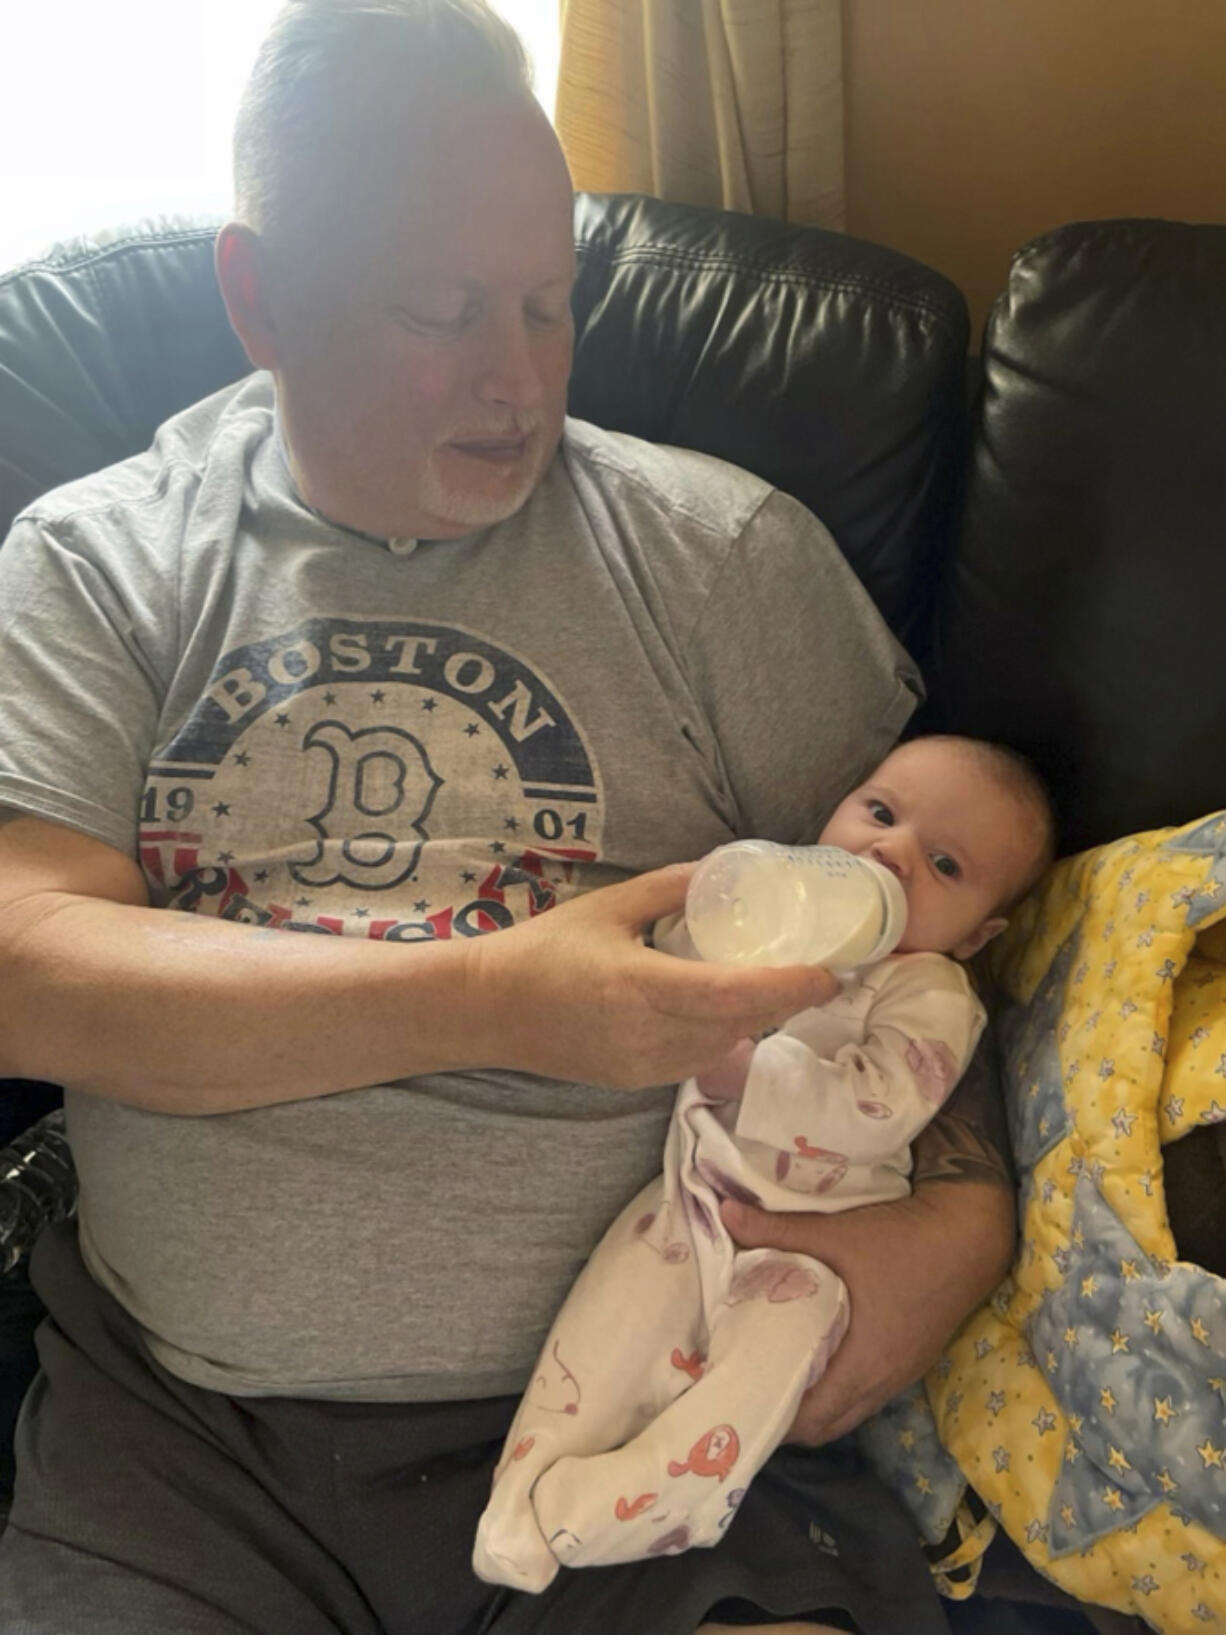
[1110,1329,1130,1353]
[1120,1259,1140,1281]
[1195,1440,1224,1469]
[1060,1503,1076,1528]
[1100,1387,1118,1414]
[1063,1326,1079,1348]
[1068,1414,1083,1434]
[1107,1446,1132,1473]
[1156,1469,1178,1494]
[1153,1397,1177,1425]
[898,1429,916,1450]
[1190,1317,1210,1345]
[1143,1309,1165,1334]
[915,1473,933,1495]
[1080,1275,1098,1298]
[1103,1487,1125,1512]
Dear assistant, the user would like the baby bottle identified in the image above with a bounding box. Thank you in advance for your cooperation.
[683,841,907,971]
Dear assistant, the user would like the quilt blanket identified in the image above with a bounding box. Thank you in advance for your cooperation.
[916,813,1226,1631]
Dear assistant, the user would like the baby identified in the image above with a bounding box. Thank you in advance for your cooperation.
[473,734,1055,1592]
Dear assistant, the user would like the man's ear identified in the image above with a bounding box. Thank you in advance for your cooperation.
[952,916,1008,962]
[215,222,280,371]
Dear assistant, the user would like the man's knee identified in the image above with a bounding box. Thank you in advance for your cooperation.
[0,1524,255,1634]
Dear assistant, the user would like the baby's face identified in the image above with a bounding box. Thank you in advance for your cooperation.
[819,740,1038,960]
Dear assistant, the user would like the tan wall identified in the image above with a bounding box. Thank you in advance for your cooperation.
[844,0,1226,339]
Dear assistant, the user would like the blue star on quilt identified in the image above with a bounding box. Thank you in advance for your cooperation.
[1163,813,1226,927]
[858,1380,966,1544]
[998,930,1082,1169]
[1030,1178,1226,1558]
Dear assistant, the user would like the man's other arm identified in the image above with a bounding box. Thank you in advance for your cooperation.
[0,812,837,1115]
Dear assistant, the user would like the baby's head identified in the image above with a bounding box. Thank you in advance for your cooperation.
[819,735,1056,961]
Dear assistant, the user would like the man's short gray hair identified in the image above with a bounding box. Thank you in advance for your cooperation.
[233,0,533,250]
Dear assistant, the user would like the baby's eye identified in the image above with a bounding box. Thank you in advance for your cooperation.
[867,800,893,825]
[932,853,960,879]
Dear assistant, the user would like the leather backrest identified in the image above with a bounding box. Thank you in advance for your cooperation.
[0,198,969,651]
[0,219,248,529]
[930,220,1226,853]
[570,194,969,649]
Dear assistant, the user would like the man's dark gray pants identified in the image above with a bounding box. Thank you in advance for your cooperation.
[0,1223,952,1635]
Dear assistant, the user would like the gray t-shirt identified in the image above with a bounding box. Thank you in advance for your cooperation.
[0,372,919,1399]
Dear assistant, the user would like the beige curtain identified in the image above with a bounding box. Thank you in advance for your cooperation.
[555,0,844,229]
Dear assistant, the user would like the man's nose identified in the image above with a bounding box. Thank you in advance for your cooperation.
[475,318,545,410]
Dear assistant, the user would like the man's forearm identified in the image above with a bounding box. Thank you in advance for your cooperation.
[0,834,840,1115]
[911,1016,1015,1190]
[728,1172,1017,1444]
[2,894,478,1112]
[908,1174,1016,1316]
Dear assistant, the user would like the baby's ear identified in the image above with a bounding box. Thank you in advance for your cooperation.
[952,916,1008,961]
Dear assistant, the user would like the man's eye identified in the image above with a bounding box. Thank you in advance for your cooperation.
[932,853,960,879]
[526,302,570,328]
[867,800,893,825]
[395,299,476,332]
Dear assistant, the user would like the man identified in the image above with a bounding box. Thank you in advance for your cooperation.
[0,4,1013,1631]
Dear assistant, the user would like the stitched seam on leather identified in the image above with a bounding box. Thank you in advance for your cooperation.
[575,242,963,336]
[0,226,219,289]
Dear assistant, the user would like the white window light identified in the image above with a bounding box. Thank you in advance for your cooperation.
[1,1,560,273]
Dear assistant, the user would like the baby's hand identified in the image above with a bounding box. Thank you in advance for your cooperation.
[695,1037,756,1101]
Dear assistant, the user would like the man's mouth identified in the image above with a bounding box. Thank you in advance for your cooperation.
[447,434,531,463]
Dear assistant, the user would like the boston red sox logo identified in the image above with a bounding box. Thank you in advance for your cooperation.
[292,720,442,890]
[140,618,605,938]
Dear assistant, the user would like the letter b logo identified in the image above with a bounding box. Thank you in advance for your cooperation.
[292,721,442,890]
